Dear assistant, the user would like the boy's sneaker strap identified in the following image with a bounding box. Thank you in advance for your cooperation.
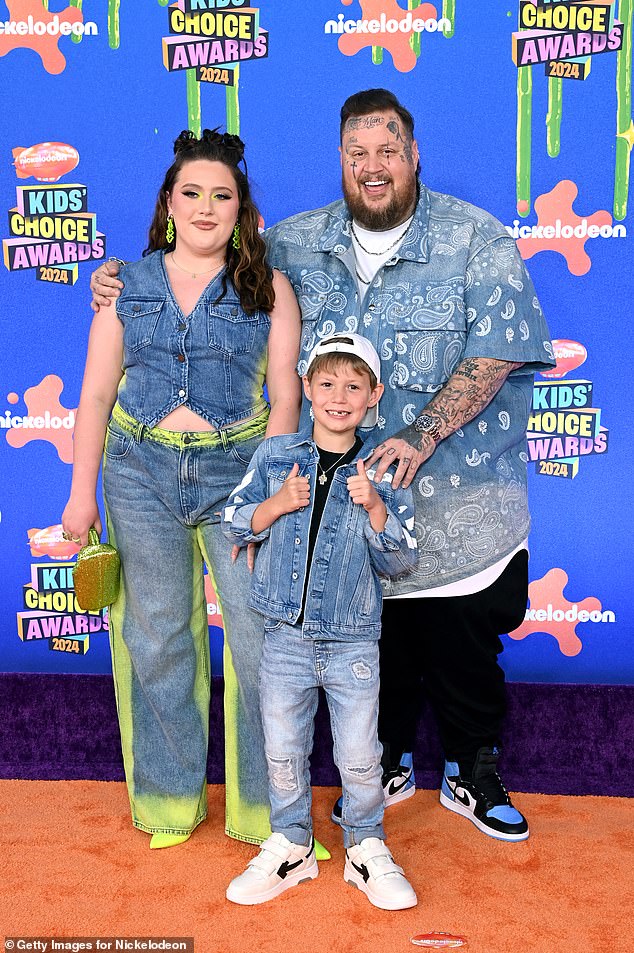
[344,837,417,911]
[226,832,318,905]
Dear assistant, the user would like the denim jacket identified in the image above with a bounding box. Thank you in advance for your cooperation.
[115,250,270,429]
[222,427,417,640]
[264,188,555,592]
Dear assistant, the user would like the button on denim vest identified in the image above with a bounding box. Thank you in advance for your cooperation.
[115,250,271,429]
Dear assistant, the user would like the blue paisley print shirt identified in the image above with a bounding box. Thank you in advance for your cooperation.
[265,186,555,593]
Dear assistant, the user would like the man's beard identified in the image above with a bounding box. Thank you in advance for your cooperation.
[343,174,417,231]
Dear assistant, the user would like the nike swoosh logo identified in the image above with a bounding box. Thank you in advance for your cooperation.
[277,858,303,879]
[386,773,412,798]
[446,780,471,806]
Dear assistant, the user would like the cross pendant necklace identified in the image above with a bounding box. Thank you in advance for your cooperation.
[317,449,349,485]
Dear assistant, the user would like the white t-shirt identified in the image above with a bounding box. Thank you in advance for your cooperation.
[351,217,413,290]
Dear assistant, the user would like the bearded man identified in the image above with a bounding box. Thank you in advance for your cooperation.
[265,88,555,842]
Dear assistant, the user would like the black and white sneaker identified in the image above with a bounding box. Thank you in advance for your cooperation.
[382,751,416,806]
[345,837,417,910]
[332,752,415,823]
[226,833,318,905]
[440,747,529,842]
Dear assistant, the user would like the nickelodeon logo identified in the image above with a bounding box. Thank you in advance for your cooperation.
[0,16,97,37]
[324,1,453,73]
[509,568,615,657]
[511,181,622,276]
[0,2,98,75]
[13,142,79,183]
[523,603,614,625]
[324,12,451,35]
[2,375,76,463]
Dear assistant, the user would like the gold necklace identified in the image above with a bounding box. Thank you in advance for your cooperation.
[317,448,350,485]
[170,253,224,279]
[351,220,410,256]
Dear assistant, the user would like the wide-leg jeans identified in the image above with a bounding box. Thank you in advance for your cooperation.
[103,406,271,842]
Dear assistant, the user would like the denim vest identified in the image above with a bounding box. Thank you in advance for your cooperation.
[222,427,418,640]
[115,250,270,429]
[265,189,556,593]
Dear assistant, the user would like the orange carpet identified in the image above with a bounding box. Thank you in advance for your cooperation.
[1,781,632,953]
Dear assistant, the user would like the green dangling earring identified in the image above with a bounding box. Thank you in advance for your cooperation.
[232,221,241,250]
[166,214,175,244]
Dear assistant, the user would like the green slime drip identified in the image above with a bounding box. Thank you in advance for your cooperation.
[41,0,48,9]
[409,0,421,57]
[372,46,383,65]
[546,77,562,157]
[442,0,455,40]
[226,65,241,135]
[516,65,533,216]
[614,0,632,220]
[69,0,82,44]
[108,0,120,49]
[186,70,202,137]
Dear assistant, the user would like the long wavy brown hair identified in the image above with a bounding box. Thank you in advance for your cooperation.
[144,129,274,315]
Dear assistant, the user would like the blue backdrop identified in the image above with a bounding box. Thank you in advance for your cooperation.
[1,0,632,684]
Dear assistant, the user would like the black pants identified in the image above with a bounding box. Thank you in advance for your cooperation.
[378,551,529,766]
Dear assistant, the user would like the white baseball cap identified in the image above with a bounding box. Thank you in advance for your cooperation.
[305,333,382,428]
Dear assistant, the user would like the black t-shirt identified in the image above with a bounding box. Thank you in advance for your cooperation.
[296,436,363,624]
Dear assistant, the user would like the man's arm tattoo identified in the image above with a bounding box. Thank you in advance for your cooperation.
[423,357,524,441]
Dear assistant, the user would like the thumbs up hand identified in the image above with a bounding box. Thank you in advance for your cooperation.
[347,459,387,532]
[273,462,311,515]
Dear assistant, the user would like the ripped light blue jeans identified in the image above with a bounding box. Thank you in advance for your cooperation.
[259,622,385,849]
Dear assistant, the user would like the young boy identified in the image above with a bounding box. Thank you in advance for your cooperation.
[222,334,418,910]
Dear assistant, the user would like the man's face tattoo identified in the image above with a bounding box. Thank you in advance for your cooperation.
[341,111,418,230]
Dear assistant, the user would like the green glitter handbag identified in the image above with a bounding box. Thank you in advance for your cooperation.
[74,527,120,611]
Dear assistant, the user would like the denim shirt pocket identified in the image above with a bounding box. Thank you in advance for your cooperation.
[208,299,265,355]
[267,461,292,493]
[117,298,163,352]
[391,320,467,393]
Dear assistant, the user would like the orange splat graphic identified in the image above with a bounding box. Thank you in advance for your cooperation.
[5,375,76,463]
[508,567,602,657]
[0,0,84,75]
[516,180,612,277]
[339,0,438,73]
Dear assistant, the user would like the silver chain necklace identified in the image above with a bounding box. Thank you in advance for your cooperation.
[351,220,410,256]
[317,449,349,485]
